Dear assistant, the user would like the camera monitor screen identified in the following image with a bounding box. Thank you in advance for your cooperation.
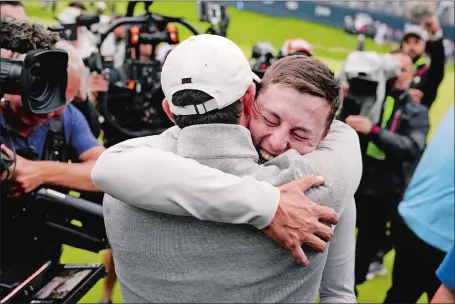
[33,269,92,300]
[1,263,105,304]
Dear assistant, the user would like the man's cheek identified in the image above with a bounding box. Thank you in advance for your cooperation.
[249,118,266,146]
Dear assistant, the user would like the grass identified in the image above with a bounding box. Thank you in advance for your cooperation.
[23,2,455,303]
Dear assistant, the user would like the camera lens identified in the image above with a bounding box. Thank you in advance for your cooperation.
[28,62,48,98]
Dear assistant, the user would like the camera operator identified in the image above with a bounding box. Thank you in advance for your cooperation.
[339,51,430,291]
[101,27,173,148]
[100,14,126,69]
[56,4,97,60]
[0,1,102,139]
[0,17,105,288]
[402,15,446,109]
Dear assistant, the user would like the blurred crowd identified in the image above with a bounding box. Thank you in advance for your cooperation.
[331,1,455,25]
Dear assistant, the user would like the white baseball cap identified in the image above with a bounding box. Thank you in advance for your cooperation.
[161,34,255,116]
[403,24,429,42]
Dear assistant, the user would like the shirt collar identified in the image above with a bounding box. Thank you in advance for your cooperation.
[176,124,259,162]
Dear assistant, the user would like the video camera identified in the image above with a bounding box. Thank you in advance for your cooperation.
[0,49,68,115]
[48,14,101,41]
[337,51,401,125]
[250,42,276,79]
[0,143,108,303]
[0,166,108,303]
[96,11,200,140]
[197,1,229,37]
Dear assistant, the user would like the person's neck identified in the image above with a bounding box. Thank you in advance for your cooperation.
[139,55,149,61]
[0,103,33,137]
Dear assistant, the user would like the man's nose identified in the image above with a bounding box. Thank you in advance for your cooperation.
[269,128,289,154]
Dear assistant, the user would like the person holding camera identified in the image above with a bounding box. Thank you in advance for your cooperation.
[402,14,446,108]
[339,51,430,291]
[0,17,105,289]
[0,1,103,140]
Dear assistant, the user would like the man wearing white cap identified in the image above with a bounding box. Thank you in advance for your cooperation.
[93,34,361,302]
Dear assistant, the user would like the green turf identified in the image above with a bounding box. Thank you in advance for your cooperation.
[23,2,455,303]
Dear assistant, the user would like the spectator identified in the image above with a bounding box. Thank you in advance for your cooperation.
[385,105,455,302]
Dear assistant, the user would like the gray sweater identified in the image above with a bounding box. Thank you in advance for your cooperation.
[101,123,361,303]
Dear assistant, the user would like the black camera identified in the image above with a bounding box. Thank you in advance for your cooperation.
[0,187,108,304]
[0,49,68,115]
[48,14,100,41]
[197,1,229,37]
[250,42,276,79]
[95,12,199,142]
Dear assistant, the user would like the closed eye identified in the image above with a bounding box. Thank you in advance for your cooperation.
[292,131,309,141]
[263,115,279,127]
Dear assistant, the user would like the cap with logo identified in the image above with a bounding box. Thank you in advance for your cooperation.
[403,24,429,42]
[161,34,254,116]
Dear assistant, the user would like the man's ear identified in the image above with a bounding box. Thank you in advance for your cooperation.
[242,83,256,116]
[162,99,175,123]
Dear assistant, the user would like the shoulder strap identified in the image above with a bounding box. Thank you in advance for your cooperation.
[42,117,68,163]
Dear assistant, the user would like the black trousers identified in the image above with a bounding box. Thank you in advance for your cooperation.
[384,214,446,303]
[355,192,401,285]
[126,1,153,17]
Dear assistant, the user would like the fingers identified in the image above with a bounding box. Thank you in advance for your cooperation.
[314,222,334,242]
[290,246,309,266]
[315,205,339,225]
[0,49,22,60]
[0,49,13,59]
[294,175,325,191]
[0,144,14,159]
[303,234,327,253]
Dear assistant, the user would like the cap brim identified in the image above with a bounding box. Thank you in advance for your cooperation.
[252,71,261,83]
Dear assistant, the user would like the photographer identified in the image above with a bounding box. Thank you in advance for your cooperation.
[101,27,172,148]
[0,17,105,288]
[0,1,102,139]
[100,14,126,69]
[402,15,446,109]
[339,51,430,290]
[56,3,97,60]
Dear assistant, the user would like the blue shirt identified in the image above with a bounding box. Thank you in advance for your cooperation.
[0,104,100,159]
[437,244,455,292]
[398,105,454,253]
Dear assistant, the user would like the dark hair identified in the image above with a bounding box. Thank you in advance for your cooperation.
[171,90,242,129]
[0,1,24,7]
[0,17,60,53]
[68,2,87,11]
[259,55,341,131]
